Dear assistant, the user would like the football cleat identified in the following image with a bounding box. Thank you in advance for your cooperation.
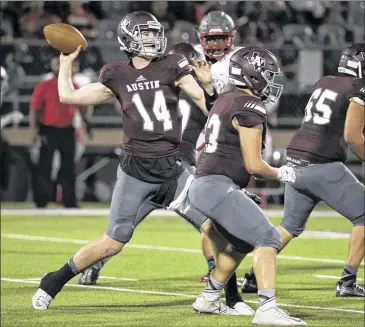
[242,272,258,293]
[231,301,255,316]
[226,292,254,316]
[32,288,53,310]
[193,295,241,315]
[253,306,307,326]
[336,280,365,297]
[78,266,101,285]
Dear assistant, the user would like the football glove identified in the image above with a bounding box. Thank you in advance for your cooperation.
[277,165,296,183]
[244,190,263,205]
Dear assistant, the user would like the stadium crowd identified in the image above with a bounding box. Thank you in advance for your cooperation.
[1,1,364,44]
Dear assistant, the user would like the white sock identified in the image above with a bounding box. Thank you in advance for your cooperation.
[258,288,277,310]
[201,275,226,301]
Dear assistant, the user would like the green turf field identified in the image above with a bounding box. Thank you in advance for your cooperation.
[1,209,364,327]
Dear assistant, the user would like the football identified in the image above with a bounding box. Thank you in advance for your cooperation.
[43,23,88,54]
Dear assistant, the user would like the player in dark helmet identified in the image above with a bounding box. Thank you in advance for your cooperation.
[117,11,167,59]
[188,46,306,324]
[168,42,204,62]
[242,43,365,299]
[32,11,223,311]
[338,43,365,78]
[169,42,256,315]
[229,48,283,103]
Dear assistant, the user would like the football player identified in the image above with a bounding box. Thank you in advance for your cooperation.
[76,42,254,316]
[194,11,242,282]
[242,43,365,298]
[195,10,240,94]
[194,11,241,163]
[188,46,306,325]
[195,10,275,204]
[31,11,236,313]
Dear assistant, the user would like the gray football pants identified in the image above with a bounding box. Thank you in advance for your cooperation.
[281,162,365,237]
[188,175,281,253]
[106,165,206,243]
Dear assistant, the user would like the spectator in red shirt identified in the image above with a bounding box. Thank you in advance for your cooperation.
[29,56,92,208]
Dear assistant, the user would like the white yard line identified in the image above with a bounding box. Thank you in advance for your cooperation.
[99,276,138,281]
[2,233,363,266]
[301,231,350,239]
[21,276,138,282]
[0,208,342,217]
[315,274,364,282]
[1,277,363,314]
[1,278,190,297]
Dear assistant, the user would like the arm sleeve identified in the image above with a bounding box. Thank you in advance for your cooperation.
[30,83,44,110]
[168,54,191,83]
[203,86,218,111]
[99,63,119,95]
[230,100,267,128]
[350,83,365,107]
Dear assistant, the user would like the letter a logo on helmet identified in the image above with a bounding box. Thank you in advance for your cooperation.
[120,18,130,32]
[248,53,266,72]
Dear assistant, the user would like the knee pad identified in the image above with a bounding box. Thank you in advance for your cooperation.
[353,214,365,227]
[108,224,134,243]
[254,226,281,251]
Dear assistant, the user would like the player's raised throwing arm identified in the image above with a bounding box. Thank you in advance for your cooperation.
[58,46,114,106]
[344,88,365,161]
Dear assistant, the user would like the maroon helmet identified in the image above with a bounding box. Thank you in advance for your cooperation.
[229,47,283,103]
[117,11,166,59]
[197,11,236,61]
[168,42,204,63]
[338,43,365,78]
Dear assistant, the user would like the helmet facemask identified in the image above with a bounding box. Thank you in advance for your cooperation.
[118,20,167,59]
[261,69,283,103]
[229,65,283,103]
[199,31,235,60]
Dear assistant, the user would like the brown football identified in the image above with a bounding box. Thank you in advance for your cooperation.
[43,23,88,54]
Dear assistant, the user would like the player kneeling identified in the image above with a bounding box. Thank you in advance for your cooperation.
[188,47,306,325]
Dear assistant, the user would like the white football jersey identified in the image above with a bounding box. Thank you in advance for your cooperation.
[194,44,244,94]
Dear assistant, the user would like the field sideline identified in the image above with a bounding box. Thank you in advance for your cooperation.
[1,205,364,327]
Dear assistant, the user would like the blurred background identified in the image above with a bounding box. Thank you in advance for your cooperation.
[0,0,364,206]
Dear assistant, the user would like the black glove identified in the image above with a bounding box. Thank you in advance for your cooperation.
[203,87,218,111]
[84,121,93,139]
[244,190,262,205]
